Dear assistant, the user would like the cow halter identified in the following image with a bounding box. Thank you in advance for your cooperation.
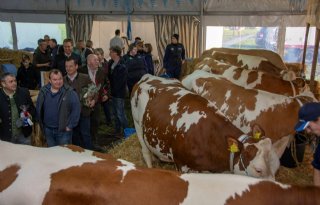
[229,134,249,176]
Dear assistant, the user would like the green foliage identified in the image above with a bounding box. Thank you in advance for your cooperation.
[58,24,67,42]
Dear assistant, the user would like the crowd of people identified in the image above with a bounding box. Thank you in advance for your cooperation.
[0,30,186,152]
[2,30,320,188]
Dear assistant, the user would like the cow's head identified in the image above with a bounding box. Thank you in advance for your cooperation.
[227,125,286,179]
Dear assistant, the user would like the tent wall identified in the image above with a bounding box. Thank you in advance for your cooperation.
[0,0,309,58]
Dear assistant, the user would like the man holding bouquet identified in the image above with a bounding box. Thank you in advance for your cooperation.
[0,73,35,144]
[64,57,95,149]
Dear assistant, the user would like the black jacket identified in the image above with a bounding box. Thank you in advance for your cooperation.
[17,63,40,90]
[52,53,82,76]
[0,87,36,142]
[108,59,128,98]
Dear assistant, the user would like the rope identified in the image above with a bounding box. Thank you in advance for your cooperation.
[289,80,296,97]
[290,137,300,167]
[230,152,235,173]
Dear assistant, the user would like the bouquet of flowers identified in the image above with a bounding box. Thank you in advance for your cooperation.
[81,83,101,107]
[16,105,33,128]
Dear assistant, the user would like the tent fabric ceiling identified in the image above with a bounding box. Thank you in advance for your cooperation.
[0,0,306,15]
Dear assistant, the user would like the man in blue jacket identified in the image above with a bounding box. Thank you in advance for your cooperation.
[36,69,80,147]
[163,34,185,79]
[295,102,320,186]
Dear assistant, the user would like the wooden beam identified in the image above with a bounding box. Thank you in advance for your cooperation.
[309,28,320,92]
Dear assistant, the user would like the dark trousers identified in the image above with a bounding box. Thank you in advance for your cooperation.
[102,100,113,125]
[73,115,92,150]
[90,103,101,143]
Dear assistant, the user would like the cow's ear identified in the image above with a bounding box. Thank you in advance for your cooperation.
[251,124,265,140]
[226,136,242,153]
[272,135,291,158]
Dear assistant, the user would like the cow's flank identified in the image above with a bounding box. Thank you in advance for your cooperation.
[1,141,320,205]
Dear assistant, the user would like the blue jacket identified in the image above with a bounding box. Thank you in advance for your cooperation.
[36,83,80,132]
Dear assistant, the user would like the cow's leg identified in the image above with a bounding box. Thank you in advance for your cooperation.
[134,121,153,168]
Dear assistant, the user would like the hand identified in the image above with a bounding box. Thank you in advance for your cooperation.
[88,99,96,108]
[102,95,108,102]
[66,127,72,131]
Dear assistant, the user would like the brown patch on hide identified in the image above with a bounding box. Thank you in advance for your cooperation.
[0,164,20,192]
[238,145,258,171]
[92,152,116,161]
[226,181,320,205]
[247,71,258,85]
[43,160,188,205]
[64,144,85,153]
[232,67,243,80]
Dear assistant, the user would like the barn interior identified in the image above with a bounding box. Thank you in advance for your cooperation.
[0,0,319,191]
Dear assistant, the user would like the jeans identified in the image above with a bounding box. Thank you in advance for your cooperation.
[102,100,113,125]
[112,97,128,133]
[166,67,181,79]
[73,116,92,150]
[44,126,72,147]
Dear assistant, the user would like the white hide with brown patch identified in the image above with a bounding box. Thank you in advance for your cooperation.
[1,141,319,205]
[182,70,315,147]
[193,52,312,97]
[131,74,288,178]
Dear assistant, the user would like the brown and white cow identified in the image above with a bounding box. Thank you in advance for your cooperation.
[182,70,316,145]
[1,141,319,205]
[194,58,312,97]
[131,74,288,178]
[181,48,295,81]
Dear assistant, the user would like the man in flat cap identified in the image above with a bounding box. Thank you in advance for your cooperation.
[295,102,320,186]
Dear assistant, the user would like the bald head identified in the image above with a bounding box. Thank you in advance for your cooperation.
[87,54,99,70]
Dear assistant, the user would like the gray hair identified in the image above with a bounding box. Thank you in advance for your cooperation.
[0,73,16,82]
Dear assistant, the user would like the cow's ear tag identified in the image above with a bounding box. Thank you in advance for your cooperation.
[229,143,239,153]
[253,132,261,140]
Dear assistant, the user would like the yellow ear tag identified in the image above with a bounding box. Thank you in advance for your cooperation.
[253,132,261,140]
[229,143,239,153]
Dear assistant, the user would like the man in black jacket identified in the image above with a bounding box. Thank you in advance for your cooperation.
[163,34,185,79]
[108,46,128,136]
[52,38,82,76]
[0,73,35,144]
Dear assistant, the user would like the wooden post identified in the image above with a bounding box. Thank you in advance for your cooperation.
[301,23,310,73]
[310,28,320,92]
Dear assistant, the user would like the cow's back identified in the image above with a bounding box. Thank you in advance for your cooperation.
[183,71,304,142]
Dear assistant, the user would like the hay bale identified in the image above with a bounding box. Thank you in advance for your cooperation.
[0,48,32,68]
[109,134,313,185]
[276,144,313,185]
[29,89,39,105]
[107,134,175,170]
[32,123,46,147]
